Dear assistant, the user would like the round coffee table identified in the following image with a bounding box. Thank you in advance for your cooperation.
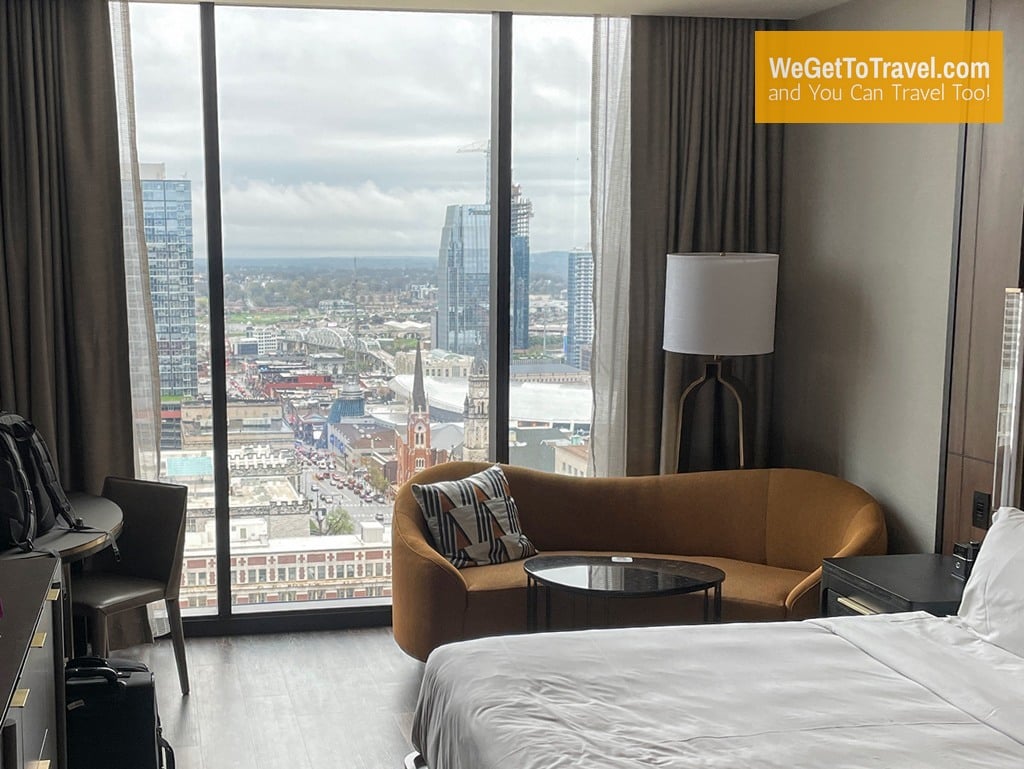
[523,554,725,631]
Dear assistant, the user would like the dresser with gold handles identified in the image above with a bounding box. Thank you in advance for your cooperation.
[0,557,64,769]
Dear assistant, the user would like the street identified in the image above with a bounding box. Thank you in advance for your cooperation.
[296,455,392,527]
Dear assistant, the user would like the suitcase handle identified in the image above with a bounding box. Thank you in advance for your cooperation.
[160,735,176,769]
[66,666,121,685]
[70,655,150,674]
[67,656,113,670]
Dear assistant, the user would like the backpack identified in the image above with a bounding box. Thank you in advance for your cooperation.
[0,412,79,551]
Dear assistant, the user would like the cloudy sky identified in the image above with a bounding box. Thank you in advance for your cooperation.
[130,5,593,260]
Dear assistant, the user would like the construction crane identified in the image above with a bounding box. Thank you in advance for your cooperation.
[457,140,490,204]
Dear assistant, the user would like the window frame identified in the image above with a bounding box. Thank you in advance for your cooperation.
[184,6,517,635]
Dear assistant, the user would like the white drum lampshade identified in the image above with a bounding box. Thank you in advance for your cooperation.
[663,253,779,356]
[663,252,779,471]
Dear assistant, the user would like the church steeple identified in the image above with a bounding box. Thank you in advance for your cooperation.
[412,340,427,413]
[463,353,489,462]
[397,339,435,484]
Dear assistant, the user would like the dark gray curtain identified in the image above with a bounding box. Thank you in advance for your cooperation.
[0,0,134,493]
[628,16,784,476]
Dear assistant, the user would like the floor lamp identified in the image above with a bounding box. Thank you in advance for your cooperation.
[663,253,779,471]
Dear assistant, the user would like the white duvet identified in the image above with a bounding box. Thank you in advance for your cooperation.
[411,612,1024,769]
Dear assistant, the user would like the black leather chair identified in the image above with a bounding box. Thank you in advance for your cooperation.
[72,476,190,695]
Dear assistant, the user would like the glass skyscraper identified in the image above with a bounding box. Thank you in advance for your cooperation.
[141,163,198,397]
[436,203,490,355]
[435,185,532,355]
[566,249,594,370]
[511,184,532,351]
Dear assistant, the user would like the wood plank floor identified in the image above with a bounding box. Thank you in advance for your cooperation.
[120,627,424,769]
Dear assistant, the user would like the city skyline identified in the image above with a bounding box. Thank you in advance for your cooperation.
[129,6,592,261]
[129,3,594,612]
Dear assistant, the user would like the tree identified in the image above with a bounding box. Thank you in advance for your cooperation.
[311,506,356,536]
[367,465,389,494]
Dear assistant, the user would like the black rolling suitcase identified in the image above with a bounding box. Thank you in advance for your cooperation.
[65,657,175,769]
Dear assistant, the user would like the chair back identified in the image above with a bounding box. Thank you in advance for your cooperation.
[90,477,189,600]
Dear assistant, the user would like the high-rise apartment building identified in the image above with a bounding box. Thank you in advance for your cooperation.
[435,185,532,355]
[511,185,533,351]
[565,249,594,370]
[436,203,490,355]
[141,163,198,397]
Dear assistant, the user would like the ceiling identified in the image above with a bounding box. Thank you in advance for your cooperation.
[131,0,852,20]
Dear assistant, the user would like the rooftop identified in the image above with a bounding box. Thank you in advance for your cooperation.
[389,375,591,425]
[184,527,392,555]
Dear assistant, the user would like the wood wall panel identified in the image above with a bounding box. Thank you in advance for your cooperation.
[945,117,981,459]
[942,0,1024,553]
[942,454,964,551]
[961,456,996,542]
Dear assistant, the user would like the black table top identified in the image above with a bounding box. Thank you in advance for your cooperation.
[2,492,123,563]
[524,554,725,598]
[824,553,966,606]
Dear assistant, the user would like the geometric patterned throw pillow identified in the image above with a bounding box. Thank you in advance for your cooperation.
[411,464,537,568]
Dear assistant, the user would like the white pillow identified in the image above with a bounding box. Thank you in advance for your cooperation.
[957,506,1024,657]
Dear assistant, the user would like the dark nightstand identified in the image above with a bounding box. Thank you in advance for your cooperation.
[820,554,966,617]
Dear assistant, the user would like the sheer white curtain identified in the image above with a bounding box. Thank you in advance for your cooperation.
[110,1,160,481]
[111,3,164,643]
[590,17,631,477]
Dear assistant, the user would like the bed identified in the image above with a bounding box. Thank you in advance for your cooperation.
[407,508,1024,769]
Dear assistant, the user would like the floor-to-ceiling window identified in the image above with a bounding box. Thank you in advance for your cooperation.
[129,3,594,623]
[508,15,593,476]
[130,3,219,616]
[214,7,490,610]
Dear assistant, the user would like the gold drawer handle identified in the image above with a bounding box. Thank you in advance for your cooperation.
[45,588,60,601]
[11,688,29,708]
[31,631,47,648]
[836,595,878,616]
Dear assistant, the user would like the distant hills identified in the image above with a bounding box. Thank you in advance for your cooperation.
[529,251,571,276]
[213,250,575,276]
[220,256,432,272]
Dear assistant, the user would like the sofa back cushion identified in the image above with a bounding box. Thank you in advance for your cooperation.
[764,469,885,572]
[394,462,885,572]
[503,465,771,564]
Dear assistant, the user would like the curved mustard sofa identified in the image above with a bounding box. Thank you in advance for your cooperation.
[392,461,887,662]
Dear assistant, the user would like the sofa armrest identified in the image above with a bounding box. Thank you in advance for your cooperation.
[784,567,822,619]
[837,503,888,558]
[786,502,888,619]
[391,513,470,661]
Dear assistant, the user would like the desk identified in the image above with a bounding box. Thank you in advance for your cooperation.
[2,492,123,657]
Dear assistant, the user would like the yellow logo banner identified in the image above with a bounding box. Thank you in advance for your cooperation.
[755,31,1003,124]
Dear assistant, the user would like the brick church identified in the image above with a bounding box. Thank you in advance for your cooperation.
[395,342,450,485]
